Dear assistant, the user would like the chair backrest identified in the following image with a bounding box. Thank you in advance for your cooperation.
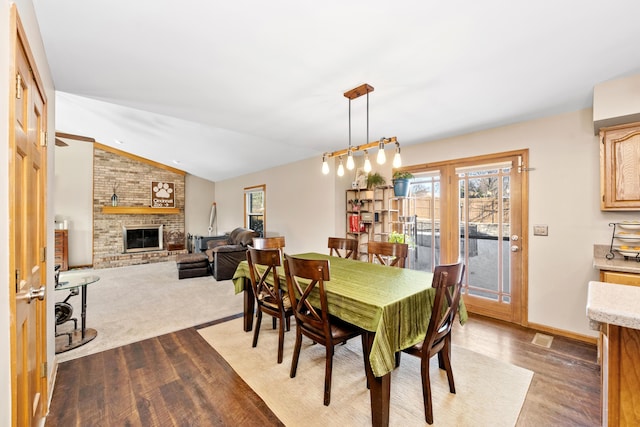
[246,247,285,311]
[422,261,465,355]
[327,237,358,259]
[283,254,331,337]
[252,236,286,251]
[367,241,409,268]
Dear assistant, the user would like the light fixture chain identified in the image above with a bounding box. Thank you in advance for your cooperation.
[348,98,352,149]
[366,92,369,148]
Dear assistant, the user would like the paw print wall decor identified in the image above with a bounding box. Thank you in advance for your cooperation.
[151,181,175,208]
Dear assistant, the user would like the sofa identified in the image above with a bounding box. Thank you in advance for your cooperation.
[205,227,260,280]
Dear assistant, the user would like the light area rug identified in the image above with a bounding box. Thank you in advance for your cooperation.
[55,261,242,363]
[198,318,533,427]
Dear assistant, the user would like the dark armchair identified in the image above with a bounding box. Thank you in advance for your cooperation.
[205,227,260,280]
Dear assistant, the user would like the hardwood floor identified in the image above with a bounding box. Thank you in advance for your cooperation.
[46,314,600,426]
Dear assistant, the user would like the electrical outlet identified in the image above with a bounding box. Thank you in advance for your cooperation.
[533,225,548,236]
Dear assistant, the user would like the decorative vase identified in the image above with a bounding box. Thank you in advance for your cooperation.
[111,193,119,207]
[393,179,410,197]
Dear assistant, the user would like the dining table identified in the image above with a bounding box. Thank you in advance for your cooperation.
[232,252,467,427]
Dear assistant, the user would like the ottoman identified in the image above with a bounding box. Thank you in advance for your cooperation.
[176,253,209,279]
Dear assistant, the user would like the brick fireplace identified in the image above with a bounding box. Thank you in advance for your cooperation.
[93,145,186,268]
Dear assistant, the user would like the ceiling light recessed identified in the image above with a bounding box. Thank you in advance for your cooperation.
[114,139,124,144]
[172,160,181,165]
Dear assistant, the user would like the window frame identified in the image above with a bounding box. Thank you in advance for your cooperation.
[244,184,266,237]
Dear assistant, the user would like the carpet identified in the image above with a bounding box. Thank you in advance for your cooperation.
[198,318,533,427]
[55,261,243,362]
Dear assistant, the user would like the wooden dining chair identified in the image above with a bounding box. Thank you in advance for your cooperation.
[367,241,408,268]
[246,246,293,364]
[252,237,287,327]
[327,237,358,259]
[401,261,465,424]
[283,254,367,406]
[252,236,286,251]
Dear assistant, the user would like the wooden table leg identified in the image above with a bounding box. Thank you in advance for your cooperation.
[243,278,254,332]
[365,332,390,426]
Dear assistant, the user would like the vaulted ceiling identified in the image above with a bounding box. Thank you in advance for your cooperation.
[33,1,640,182]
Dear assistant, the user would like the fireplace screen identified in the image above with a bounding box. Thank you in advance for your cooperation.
[123,225,163,253]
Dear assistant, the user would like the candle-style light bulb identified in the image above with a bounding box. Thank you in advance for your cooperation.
[346,149,355,170]
[363,150,372,173]
[377,140,386,164]
[337,157,345,177]
[392,143,402,168]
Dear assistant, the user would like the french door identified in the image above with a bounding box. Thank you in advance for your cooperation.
[407,150,528,324]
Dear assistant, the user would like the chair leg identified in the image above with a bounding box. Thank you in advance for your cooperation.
[324,344,334,406]
[421,357,434,425]
[252,310,262,348]
[440,342,456,393]
[285,315,291,332]
[272,317,277,329]
[290,328,302,378]
[277,315,285,364]
[395,351,401,367]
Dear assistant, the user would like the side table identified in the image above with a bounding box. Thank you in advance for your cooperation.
[54,272,100,354]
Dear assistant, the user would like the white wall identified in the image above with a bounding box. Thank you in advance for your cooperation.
[0,3,11,423]
[54,140,93,266]
[1,1,56,425]
[216,157,336,255]
[215,107,637,339]
[185,174,216,237]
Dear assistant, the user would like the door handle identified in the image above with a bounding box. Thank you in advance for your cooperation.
[511,245,519,252]
[17,285,46,303]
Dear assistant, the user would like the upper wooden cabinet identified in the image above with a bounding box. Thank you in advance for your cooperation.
[600,122,640,210]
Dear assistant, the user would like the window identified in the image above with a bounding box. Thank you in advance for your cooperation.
[244,185,265,237]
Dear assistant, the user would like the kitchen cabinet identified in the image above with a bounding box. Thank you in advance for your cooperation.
[600,270,640,287]
[600,122,640,210]
[594,275,640,426]
[55,229,68,271]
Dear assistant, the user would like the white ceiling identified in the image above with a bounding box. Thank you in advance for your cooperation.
[33,0,640,182]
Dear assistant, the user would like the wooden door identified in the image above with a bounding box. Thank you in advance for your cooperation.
[10,8,48,426]
[455,153,526,323]
[406,150,528,325]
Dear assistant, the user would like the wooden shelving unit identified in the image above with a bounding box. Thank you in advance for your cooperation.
[346,186,393,260]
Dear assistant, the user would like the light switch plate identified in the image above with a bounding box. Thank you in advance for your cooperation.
[533,225,548,236]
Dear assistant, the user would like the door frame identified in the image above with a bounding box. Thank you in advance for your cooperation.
[401,149,529,326]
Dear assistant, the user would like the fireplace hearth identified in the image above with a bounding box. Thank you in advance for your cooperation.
[123,224,163,253]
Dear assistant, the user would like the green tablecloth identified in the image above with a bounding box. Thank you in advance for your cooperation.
[232,252,467,377]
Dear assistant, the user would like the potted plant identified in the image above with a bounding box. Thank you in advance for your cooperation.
[389,230,415,248]
[348,198,364,211]
[392,170,414,197]
[366,172,386,189]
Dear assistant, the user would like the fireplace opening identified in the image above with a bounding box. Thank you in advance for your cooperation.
[123,224,163,253]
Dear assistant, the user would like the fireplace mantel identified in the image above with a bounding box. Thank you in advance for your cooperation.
[101,206,180,215]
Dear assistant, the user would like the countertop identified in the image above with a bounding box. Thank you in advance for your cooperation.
[593,244,640,273]
[587,281,640,331]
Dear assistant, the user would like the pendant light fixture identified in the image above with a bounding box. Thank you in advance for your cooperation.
[321,83,400,176]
